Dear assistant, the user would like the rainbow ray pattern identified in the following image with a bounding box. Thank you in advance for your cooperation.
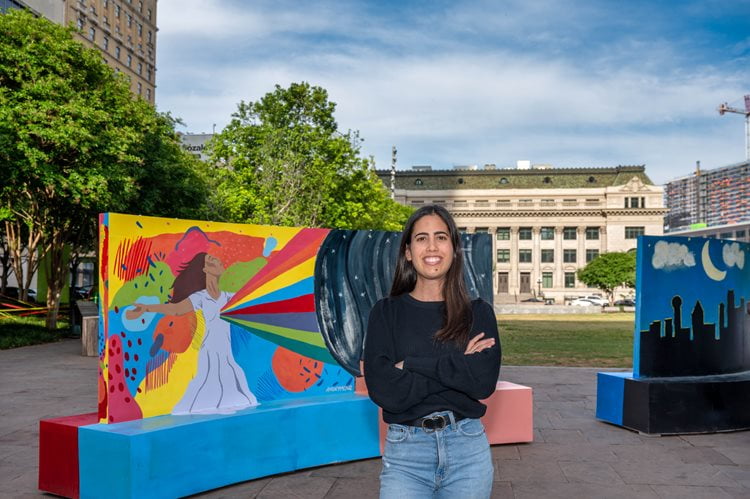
[221,228,334,364]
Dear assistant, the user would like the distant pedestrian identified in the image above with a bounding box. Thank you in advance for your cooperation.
[364,204,501,498]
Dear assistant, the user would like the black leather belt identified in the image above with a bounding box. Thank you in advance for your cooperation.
[405,413,465,431]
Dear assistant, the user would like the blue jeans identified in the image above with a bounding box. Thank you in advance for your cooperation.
[380,411,493,498]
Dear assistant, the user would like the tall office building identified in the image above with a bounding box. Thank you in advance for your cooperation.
[664,161,750,232]
[377,164,666,302]
[2,0,157,103]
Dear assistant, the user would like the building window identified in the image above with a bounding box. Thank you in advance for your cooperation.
[518,227,532,240]
[457,227,467,233]
[542,272,553,288]
[586,249,600,263]
[625,226,645,239]
[115,4,120,17]
[475,227,489,234]
[147,67,152,81]
[564,272,576,288]
[137,82,142,95]
[88,27,96,40]
[77,18,84,30]
[541,249,554,263]
[410,200,424,206]
[540,227,554,240]
[519,249,532,263]
[563,198,577,206]
[563,249,577,263]
[499,177,509,184]
[147,30,153,44]
[630,197,640,208]
[563,227,576,240]
[126,54,132,67]
[736,230,746,239]
[147,8,152,20]
[585,227,599,240]
[138,62,143,74]
[496,227,510,240]
[453,200,467,207]
[103,0,108,7]
[720,232,733,239]
[137,23,142,36]
[115,46,120,59]
[126,13,132,27]
[541,198,555,207]
[103,15,109,24]
[497,249,510,263]
[103,36,109,50]
[414,179,422,185]
[138,0,142,12]
[518,199,533,207]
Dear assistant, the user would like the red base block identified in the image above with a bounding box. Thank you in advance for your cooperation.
[39,413,99,499]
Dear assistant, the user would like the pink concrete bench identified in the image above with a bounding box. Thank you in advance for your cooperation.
[356,378,533,450]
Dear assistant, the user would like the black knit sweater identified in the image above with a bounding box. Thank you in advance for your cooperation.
[363,293,501,424]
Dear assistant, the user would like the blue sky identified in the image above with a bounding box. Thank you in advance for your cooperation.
[155,0,750,184]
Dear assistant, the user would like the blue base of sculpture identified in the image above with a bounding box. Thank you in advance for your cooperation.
[78,393,380,499]
[596,371,750,435]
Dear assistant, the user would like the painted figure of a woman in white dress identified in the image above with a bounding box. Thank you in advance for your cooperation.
[127,252,258,415]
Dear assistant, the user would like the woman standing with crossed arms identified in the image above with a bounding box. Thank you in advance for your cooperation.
[364,204,501,498]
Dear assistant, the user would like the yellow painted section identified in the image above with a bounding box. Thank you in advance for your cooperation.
[105,214,302,295]
[232,256,316,306]
[136,312,206,418]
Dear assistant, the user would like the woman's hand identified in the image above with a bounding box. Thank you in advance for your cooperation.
[464,332,495,355]
[125,304,147,320]
[394,361,404,369]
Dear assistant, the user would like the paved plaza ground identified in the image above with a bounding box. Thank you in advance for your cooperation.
[1,339,749,498]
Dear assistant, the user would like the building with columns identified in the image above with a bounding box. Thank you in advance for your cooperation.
[376,164,667,303]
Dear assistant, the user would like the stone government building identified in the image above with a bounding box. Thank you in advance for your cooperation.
[376,163,666,303]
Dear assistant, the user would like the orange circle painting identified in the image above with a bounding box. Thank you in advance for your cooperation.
[272,346,324,392]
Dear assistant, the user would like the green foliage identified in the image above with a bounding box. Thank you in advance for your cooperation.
[0,316,72,350]
[0,10,209,327]
[210,82,411,230]
[576,251,636,303]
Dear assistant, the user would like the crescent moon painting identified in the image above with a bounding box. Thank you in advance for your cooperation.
[701,241,727,281]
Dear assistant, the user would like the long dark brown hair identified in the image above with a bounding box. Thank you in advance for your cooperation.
[170,252,208,303]
[390,205,472,345]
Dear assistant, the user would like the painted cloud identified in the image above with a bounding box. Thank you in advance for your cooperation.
[652,240,695,269]
[723,242,745,269]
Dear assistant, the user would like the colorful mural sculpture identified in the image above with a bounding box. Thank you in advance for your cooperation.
[99,213,492,422]
[597,235,750,434]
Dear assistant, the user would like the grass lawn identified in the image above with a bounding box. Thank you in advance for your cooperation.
[0,316,73,350]
[498,313,635,368]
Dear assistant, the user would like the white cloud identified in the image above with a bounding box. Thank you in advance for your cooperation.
[154,1,750,185]
[722,242,745,270]
[652,241,696,269]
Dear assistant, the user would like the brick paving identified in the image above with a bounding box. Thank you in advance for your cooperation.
[1,339,748,498]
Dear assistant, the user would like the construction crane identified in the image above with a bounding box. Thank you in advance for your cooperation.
[717,94,750,161]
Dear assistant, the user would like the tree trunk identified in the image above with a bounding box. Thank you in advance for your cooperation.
[44,231,66,330]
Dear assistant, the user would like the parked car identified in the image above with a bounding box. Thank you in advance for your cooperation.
[522,296,545,303]
[569,298,595,306]
[614,299,635,306]
[73,285,95,300]
[581,295,608,306]
[0,287,37,301]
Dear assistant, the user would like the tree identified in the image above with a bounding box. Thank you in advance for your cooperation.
[0,10,209,328]
[209,82,411,230]
[576,251,636,305]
